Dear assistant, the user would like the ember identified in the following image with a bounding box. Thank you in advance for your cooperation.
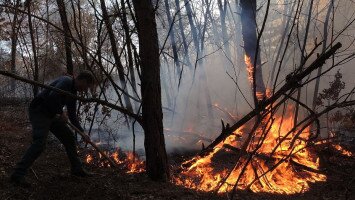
[331,144,353,157]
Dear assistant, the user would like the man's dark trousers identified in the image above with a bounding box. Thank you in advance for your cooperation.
[12,105,83,178]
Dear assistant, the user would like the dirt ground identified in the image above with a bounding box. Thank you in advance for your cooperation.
[0,104,354,200]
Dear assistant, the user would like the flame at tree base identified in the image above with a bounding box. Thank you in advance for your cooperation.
[173,105,328,194]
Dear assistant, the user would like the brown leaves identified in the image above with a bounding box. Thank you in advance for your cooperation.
[316,70,346,106]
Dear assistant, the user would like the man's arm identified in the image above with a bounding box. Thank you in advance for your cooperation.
[67,98,84,132]
[44,77,72,115]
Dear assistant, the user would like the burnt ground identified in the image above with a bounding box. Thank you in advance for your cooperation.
[0,104,354,200]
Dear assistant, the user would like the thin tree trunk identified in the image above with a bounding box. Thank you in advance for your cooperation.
[206,2,221,46]
[199,0,214,125]
[164,0,181,75]
[75,0,89,69]
[44,0,50,83]
[26,0,39,96]
[119,0,137,97]
[162,55,173,108]
[184,0,199,58]
[312,0,333,110]
[10,0,21,92]
[56,0,74,75]
[294,0,314,126]
[174,0,191,68]
[240,0,266,101]
[132,0,169,181]
[270,0,295,85]
[100,0,133,112]
[218,0,231,59]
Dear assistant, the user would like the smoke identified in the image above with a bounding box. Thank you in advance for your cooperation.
[78,0,355,155]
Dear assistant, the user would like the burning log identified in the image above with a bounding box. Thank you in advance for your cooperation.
[200,42,342,157]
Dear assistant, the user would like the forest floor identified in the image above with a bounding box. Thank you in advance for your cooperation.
[0,103,354,200]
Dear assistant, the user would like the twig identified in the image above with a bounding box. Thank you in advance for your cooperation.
[30,167,39,180]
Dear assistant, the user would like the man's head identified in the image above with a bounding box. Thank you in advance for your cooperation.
[74,71,95,92]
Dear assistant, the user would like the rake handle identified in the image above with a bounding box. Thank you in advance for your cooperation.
[66,122,118,168]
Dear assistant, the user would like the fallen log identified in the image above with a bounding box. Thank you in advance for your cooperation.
[199,42,342,157]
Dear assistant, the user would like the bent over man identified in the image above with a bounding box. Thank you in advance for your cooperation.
[11,71,95,187]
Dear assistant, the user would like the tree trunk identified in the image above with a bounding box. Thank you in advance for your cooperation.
[240,0,266,101]
[217,0,231,59]
[184,0,199,57]
[174,0,191,68]
[132,0,169,181]
[10,0,21,92]
[100,0,133,112]
[164,0,181,75]
[312,0,333,110]
[199,0,214,127]
[56,0,74,75]
[72,0,89,69]
[294,0,314,126]
[270,0,295,85]
[26,0,39,96]
[118,0,139,110]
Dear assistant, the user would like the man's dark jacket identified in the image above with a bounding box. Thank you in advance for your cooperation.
[31,76,84,132]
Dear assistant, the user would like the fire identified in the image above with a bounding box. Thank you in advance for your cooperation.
[86,154,93,163]
[331,144,353,157]
[245,55,254,84]
[244,55,265,101]
[173,105,328,194]
[85,149,145,174]
[126,152,145,173]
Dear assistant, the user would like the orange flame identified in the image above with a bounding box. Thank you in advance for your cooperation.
[86,154,93,163]
[245,55,254,84]
[245,55,266,101]
[126,152,145,173]
[85,149,145,173]
[332,144,353,157]
[173,105,328,194]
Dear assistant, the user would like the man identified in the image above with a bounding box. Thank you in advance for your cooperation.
[11,71,95,187]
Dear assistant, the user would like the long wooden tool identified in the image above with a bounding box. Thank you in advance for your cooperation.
[67,122,118,168]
